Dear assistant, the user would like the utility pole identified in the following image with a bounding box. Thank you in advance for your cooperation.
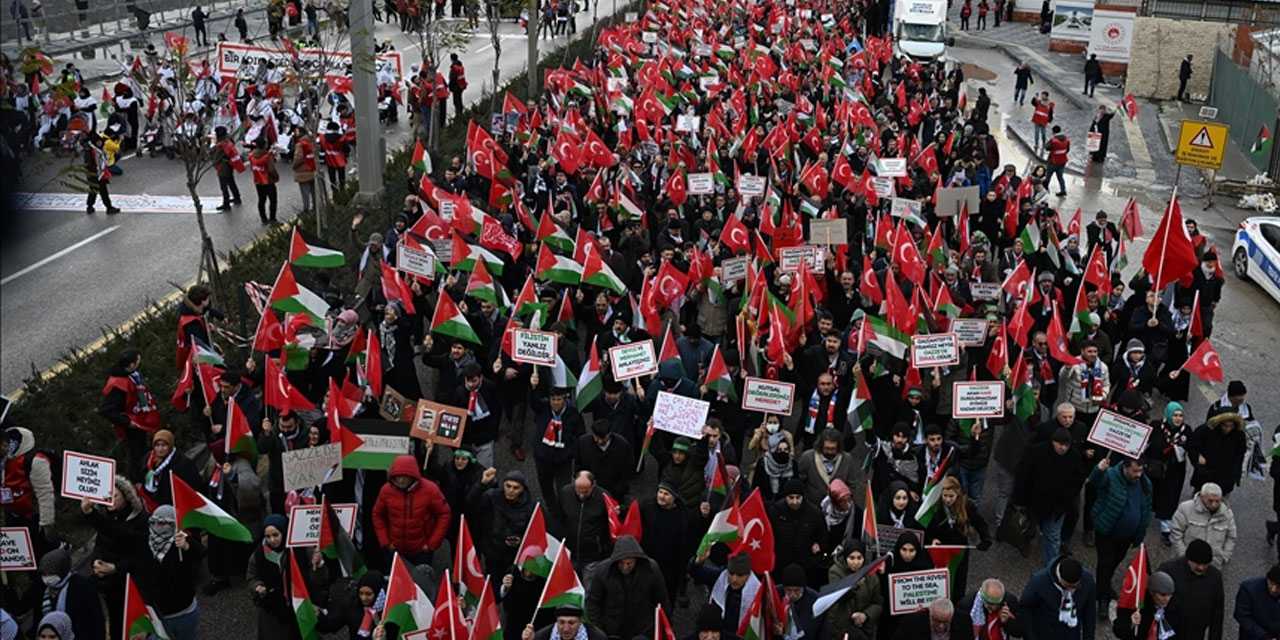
[350,0,385,204]
[527,0,538,99]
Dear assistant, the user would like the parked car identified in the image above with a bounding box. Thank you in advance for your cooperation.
[1232,215,1280,304]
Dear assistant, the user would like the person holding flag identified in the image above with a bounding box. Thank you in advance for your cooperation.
[690,551,761,636]
[1087,456,1153,620]
[129,505,207,640]
[823,538,885,640]
[923,477,992,600]
[246,513,329,640]
[1112,571,1182,639]
[519,605,608,640]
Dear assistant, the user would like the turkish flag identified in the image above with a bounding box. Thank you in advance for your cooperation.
[1117,544,1148,610]
[654,260,690,308]
[729,489,775,573]
[985,322,1008,379]
[666,170,688,207]
[1142,193,1199,289]
[721,213,751,255]
[832,153,857,192]
[480,215,522,260]
[1183,338,1224,383]
[552,132,583,175]
[892,224,926,283]
[602,492,643,542]
[860,255,883,306]
[1046,303,1085,366]
[585,129,616,168]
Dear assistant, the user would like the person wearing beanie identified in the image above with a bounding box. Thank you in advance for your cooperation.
[139,428,202,509]
[1234,565,1280,640]
[1113,571,1183,640]
[769,478,826,588]
[1012,425,1085,565]
[824,538,884,640]
[520,604,608,640]
[1186,408,1246,497]
[1088,456,1153,617]
[1147,401,1192,543]
[661,436,707,506]
[1020,556,1097,639]
[1113,389,1147,423]
[639,482,693,607]
[690,550,761,635]
[586,535,667,638]
[575,419,635,502]
[247,513,328,640]
[129,504,205,639]
[1170,482,1236,566]
[685,604,741,640]
[1207,379,1253,421]
[468,468,535,578]
[31,548,104,640]
[1157,537,1224,639]
[1110,339,1156,407]
[772,563,823,639]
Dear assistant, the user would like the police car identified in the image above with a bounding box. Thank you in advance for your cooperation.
[1232,216,1280,303]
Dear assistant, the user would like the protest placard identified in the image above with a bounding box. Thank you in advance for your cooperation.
[742,378,796,414]
[889,569,951,615]
[397,244,437,279]
[912,334,960,367]
[641,31,658,43]
[737,174,767,197]
[687,172,714,195]
[693,43,712,56]
[286,503,358,547]
[610,340,658,381]
[721,257,749,282]
[970,282,1001,301]
[874,526,924,556]
[653,391,711,438]
[808,219,848,245]
[511,329,559,366]
[282,444,343,492]
[1088,409,1154,459]
[379,386,414,422]
[676,115,701,132]
[934,185,980,217]
[1087,132,1102,152]
[60,451,116,504]
[606,77,627,92]
[698,76,721,92]
[873,177,895,198]
[950,318,989,346]
[409,399,469,447]
[890,197,923,220]
[878,158,908,177]
[489,113,505,135]
[0,528,35,570]
[778,246,816,273]
[952,382,1006,419]
[625,11,638,20]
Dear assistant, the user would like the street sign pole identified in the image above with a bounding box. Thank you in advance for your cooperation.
[350,0,385,205]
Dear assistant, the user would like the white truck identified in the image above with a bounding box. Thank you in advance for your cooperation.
[892,0,954,61]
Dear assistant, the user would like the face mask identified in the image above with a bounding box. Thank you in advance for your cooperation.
[766,422,780,434]
[42,575,61,587]
[771,451,790,464]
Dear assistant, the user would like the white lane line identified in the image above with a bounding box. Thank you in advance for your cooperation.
[1,226,121,286]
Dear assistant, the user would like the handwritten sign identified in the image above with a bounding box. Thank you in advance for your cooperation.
[721,256,749,282]
[809,218,848,245]
[0,528,35,570]
[653,391,711,438]
[286,503,357,547]
[889,569,951,615]
[890,197,923,220]
[912,334,960,368]
[687,172,714,195]
[742,378,795,414]
[970,282,1001,301]
[61,451,116,504]
[397,244,437,279]
[778,246,817,273]
[951,318,989,346]
[610,340,658,381]
[282,443,343,492]
[952,382,1006,419]
[512,329,558,366]
[410,399,469,447]
[1088,409,1154,459]
[737,174,767,197]
[874,525,924,556]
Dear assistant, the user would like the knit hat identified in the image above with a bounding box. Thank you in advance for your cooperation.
[1149,571,1175,595]
[657,481,678,496]
[782,479,805,497]
[151,429,175,447]
[696,604,724,632]
[1052,427,1073,444]
[781,563,807,588]
[1185,539,1213,564]
[1227,380,1247,396]
[672,437,692,452]
[38,548,71,577]
[727,552,753,575]
[1268,564,1280,584]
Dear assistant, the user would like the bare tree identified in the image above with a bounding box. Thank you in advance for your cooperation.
[413,18,472,148]
[484,0,503,114]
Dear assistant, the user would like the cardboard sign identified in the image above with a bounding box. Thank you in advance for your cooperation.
[952,382,1006,419]
[511,329,559,366]
[878,158,908,177]
[397,244,437,279]
[873,177,895,198]
[1087,409,1154,459]
[970,282,1001,301]
[676,115,701,132]
[737,174,767,197]
[721,257,749,282]
[912,334,961,368]
[1087,132,1102,152]
[742,378,796,414]
[950,318,989,346]
[0,528,35,570]
[379,386,414,422]
[889,569,951,615]
[490,113,505,135]
[281,443,343,492]
[410,399,468,447]
[808,219,848,245]
[890,197,923,220]
[687,172,714,195]
[874,525,924,556]
[653,391,711,438]
[286,503,357,547]
[610,340,659,381]
[778,246,817,273]
[60,451,116,504]
[934,185,980,217]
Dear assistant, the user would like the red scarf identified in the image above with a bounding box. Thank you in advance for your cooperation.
[542,414,564,447]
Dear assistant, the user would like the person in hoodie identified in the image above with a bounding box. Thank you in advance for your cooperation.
[769,480,826,587]
[372,454,451,567]
[247,514,329,640]
[1187,410,1247,497]
[0,426,57,555]
[586,535,668,638]
[469,468,536,577]
[647,359,701,413]
[24,548,103,640]
[79,477,148,640]
[98,347,162,481]
[1020,556,1096,640]
[529,369,585,504]
[1110,339,1157,406]
[878,533,932,639]
[320,569,387,640]
[662,436,707,506]
[640,482,692,608]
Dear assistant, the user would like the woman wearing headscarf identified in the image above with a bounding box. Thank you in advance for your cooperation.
[1145,401,1191,544]
[140,429,202,509]
[36,612,75,640]
[27,549,103,640]
[923,476,991,599]
[819,479,859,554]
[825,538,884,640]
[378,302,422,401]
[749,432,798,501]
[877,533,932,639]
[247,513,330,640]
[131,505,205,640]
[875,481,920,531]
[1161,296,1195,402]
[80,477,148,640]
[321,570,387,640]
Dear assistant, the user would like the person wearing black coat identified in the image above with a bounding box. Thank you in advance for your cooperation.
[1089,106,1115,163]
[140,429,204,509]
[924,477,992,600]
[1112,571,1183,640]
[1157,541,1225,640]
[130,505,206,639]
[768,481,827,587]
[500,566,548,633]
[468,469,537,577]
[880,532,935,639]
[1127,290,1176,366]
[1186,411,1247,497]
[24,548,105,640]
[80,478,149,640]
[585,535,668,639]
[640,483,693,606]
[1013,430,1085,565]
[423,442,484,544]
[553,471,612,565]
[574,420,635,502]
[529,373,586,504]
[892,598,961,640]
[420,337,478,407]
[319,570,386,640]
[585,380,645,460]
[456,363,503,466]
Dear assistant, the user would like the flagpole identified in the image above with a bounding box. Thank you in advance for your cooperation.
[1155,187,1177,289]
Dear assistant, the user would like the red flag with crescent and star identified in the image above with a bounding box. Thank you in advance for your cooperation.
[729,488,775,573]
[1182,338,1223,383]
[1118,544,1148,610]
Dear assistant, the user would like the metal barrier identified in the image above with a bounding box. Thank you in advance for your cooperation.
[1209,47,1279,177]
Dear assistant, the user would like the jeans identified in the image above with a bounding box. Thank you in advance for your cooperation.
[1085,77,1098,96]
[163,604,199,640]
[1033,123,1048,150]
[991,462,1016,526]
[298,180,315,213]
[1047,164,1066,193]
[420,105,432,134]
[307,18,318,37]
[1014,86,1027,105]
[1027,509,1065,568]
[959,465,988,507]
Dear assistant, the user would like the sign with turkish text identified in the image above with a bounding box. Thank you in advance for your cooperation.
[687,172,714,195]
[890,197,922,220]
[286,503,357,547]
[653,391,711,438]
[1088,409,1154,458]
[951,318,989,346]
[410,399,468,447]
[721,256,749,282]
[60,451,116,505]
[737,174,767,197]
[215,42,404,81]
[1087,8,1134,62]
[742,378,796,414]
[676,115,701,132]
[970,282,1001,301]
[511,329,559,366]
[889,569,951,615]
[952,382,1006,419]
[778,246,818,273]
[912,333,961,368]
[610,340,659,381]
[397,244,437,279]
[873,176,895,198]
[282,443,343,492]
[878,158,908,177]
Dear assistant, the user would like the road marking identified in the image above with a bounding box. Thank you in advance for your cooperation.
[14,192,223,213]
[1,225,120,286]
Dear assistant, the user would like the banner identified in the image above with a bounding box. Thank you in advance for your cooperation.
[215,42,405,81]
[952,382,1006,419]
[1052,0,1096,42]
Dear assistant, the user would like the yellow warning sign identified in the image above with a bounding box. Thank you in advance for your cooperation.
[1175,120,1229,170]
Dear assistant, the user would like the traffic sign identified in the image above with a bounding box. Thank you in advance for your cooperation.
[1175,120,1229,170]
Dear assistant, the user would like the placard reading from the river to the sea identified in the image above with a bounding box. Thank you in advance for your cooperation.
[889,569,951,615]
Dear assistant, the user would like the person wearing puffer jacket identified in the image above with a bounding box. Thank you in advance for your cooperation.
[1170,483,1236,566]
[372,455,451,567]
[80,476,148,640]
[1187,411,1247,497]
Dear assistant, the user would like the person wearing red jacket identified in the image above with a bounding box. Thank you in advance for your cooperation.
[373,455,452,567]
[1030,91,1054,153]
[319,121,351,195]
[1047,125,1070,197]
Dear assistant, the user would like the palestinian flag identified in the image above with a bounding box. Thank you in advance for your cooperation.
[862,314,912,371]
[516,503,564,578]
[100,87,113,119]
[467,580,502,640]
[705,345,738,401]
[430,293,482,345]
[926,545,968,592]
[813,555,891,618]
[338,419,412,471]
[535,244,583,285]
[191,338,225,367]
[411,139,432,173]
[1018,222,1041,253]
[583,247,627,294]
[862,482,878,546]
[737,581,766,640]
[1010,355,1037,421]
[556,288,576,333]
[319,498,366,579]
[289,551,320,640]
[846,367,875,432]
[548,352,578,390]
[124,575,170,640]
[914,452,952,528]
[465,258,502,307]
[536,544,586,614]
[1253,124,1273,156]
[171,474,253,542]
[224,397,258,459]
[658,325,687,378]
[268,263,329,324]
[289,227,346,268]
[385,553,434,634]
[455,516,485,606]
[450,233,506,275]
[536,212,576,253]
[696,498,740,556]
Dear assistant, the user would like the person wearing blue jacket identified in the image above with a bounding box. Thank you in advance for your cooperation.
[1236,565,1280,640]
[1088,456,1153,616]
[1020,556,1097,640]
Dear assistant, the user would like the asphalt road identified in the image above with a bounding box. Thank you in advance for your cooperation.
[1,11,614,394]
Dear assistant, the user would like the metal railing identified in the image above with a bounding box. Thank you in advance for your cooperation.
[3,0,265,55]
